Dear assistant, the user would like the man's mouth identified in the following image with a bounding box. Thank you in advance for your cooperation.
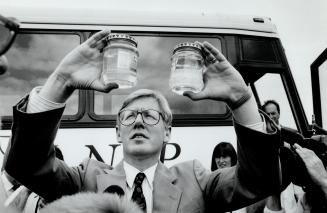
[131,133,148,139]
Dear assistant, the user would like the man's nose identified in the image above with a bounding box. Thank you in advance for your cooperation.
[134,113,144,124]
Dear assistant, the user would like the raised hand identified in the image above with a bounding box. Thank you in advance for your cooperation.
[294,143,327,191]
[54,29,117,92]
[40,30,118,103]
[183,41,248,106]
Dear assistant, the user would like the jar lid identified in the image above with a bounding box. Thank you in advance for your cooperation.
[107,33,138,47]
[173,42,202,54]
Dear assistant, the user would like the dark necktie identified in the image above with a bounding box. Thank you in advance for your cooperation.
[131,172,147,212]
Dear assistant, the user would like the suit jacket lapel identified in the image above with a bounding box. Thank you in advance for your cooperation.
[153,162,182,213]
[96,161,127,193]
[96,161,182,213]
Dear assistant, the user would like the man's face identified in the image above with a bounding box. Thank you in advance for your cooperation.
[116,97,171,159]
[264,103,280,125]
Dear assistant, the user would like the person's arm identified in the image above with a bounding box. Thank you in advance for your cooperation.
[38,29,117,104]
[4,30,117,202]
[190,42,282,211]
[183,42,261,128]
[294,143,327,198]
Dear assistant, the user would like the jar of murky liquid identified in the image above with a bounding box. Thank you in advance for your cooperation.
[169,42,204,95]
[102,34,139,88]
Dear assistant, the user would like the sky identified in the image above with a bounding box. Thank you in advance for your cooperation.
[1,0,327,121]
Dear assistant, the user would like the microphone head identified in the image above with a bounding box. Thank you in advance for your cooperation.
[104,185,125,196]
[39,192,143,213]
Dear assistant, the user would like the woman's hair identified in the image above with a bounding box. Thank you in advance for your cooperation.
[211,142,237,171]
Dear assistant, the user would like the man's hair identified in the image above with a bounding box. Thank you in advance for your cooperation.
[211,142,237,171]
[117,89,172,127]
[262,99,280,114]
[40,192,143,213]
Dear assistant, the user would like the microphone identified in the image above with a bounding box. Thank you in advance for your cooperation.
[104,185,125,196]
[39,192,143,213]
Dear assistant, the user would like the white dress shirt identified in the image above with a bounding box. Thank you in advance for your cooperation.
[124,161,157,213]
[27,86,65,113]
[1,172,41,213]
[1,172,14,197]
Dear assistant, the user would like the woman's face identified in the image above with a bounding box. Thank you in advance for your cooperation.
[215,156,232,169]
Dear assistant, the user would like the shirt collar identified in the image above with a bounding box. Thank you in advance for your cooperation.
[1,172,14,193]
[123,161,158,190]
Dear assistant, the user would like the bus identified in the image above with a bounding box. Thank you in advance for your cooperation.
[0,5,326,170]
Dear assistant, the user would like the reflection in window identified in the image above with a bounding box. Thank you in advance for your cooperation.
[0,33,80,116]
[95,36,227,116]
[254,73,297,129]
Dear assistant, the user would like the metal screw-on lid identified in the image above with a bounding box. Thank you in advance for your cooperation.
[173,42,202,54]
[107,33,138,47]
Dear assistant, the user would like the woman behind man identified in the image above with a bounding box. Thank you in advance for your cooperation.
[211,142,266,213]
[211,142,237,171]
[212,142,245,213]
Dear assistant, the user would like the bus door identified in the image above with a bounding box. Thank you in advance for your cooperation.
[311,48,327,130]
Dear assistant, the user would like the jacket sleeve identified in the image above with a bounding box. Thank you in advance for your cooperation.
[205,118,284,212]
[4,96,84,202]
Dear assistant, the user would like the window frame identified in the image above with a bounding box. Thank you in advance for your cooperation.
[234,35,310,135]
[87,31,232,127]
[1,30,308,131]
[0,30,86,129]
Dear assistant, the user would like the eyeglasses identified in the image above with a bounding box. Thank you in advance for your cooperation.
[0,14,19,55]
[118,109,163,126]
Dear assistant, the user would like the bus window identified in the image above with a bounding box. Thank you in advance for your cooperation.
[254,73,297,129]
[93,35,228,121]
[0,33,81,116]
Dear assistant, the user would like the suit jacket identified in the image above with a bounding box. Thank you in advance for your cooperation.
[5,96,283,213]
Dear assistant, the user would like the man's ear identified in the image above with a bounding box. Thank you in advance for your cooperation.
[163,126,171,143]
[116,125,122,143]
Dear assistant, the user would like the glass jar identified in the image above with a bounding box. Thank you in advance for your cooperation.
[169,42,204,95]
[102,33,139,88]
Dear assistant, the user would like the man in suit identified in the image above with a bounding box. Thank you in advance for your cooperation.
[4,30,283,213]
[0,13,20,213]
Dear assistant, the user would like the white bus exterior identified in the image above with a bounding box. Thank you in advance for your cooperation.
[0,5,314,170]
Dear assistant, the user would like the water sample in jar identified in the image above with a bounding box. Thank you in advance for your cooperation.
[169,42,204,95]
[102,34,139,88]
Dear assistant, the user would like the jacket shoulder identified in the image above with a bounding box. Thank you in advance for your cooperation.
[169,160,211,190]
[77,158,113,191]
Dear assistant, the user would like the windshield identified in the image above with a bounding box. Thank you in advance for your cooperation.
[254,73,297,129]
